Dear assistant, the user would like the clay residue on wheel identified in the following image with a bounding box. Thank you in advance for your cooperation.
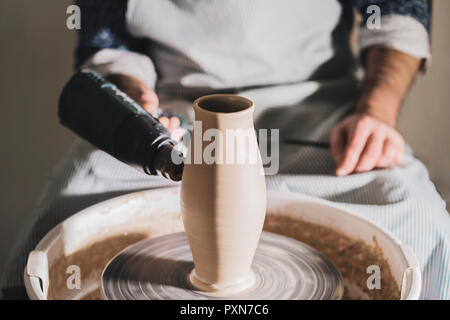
[263,214,401,300]
[48,233,147,300]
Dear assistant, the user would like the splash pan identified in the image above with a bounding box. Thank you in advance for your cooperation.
[101,232,344,300]
[24,188,421,300]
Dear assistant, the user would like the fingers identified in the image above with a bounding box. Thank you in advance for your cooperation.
[392,132,405,164]
[394,145,405,164]
[330,122,346,164]
[168,116,181,131]
[376,138,396,168]
[171,127,186,142]
[158,116,170,128]
[159,116,180,129]
[376,132,405,168]
[354,133,384,172]
[159,116,183,141]
[332,114,406,176]
[106,73,159,113]
[336,121,371,176]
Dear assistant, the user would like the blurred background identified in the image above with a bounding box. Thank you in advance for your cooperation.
[0,0,449,276]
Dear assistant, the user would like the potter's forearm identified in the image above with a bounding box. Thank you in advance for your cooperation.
[356,47,422,127]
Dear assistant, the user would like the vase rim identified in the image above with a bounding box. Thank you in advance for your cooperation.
[193,94,254,117]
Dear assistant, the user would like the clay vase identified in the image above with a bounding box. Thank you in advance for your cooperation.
[181,94,266,296]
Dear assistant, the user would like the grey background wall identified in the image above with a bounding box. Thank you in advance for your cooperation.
[398,0,450,205]
[0,0,76,276]
[0,1,449,277]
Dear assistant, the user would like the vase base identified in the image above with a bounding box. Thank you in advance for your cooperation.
[187,268,256,297]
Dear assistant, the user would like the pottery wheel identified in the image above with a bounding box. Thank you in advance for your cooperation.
[101,232,343,300]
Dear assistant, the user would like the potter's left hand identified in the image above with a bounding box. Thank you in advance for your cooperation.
[330,113,405,176]
[105,73,185,142]
[157,115,185,142]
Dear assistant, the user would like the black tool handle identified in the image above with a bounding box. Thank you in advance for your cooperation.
[58,70,183,180]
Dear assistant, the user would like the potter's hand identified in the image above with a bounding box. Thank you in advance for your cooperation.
[106,73,184,141]
[106,73,159,113]
[330,113,405,176]
[329,47,420,176]
[156,114,185,142]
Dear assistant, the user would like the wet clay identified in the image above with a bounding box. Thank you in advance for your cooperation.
[47,214,400,300]
[263,215,401,300]
[48,233,147,300]
[181,95,266,295]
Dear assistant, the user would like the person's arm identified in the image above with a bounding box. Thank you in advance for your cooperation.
[356,47,421,126]
[75,0,159,110]
[74,0,181,133]
[330,0,431,175]
[331,48,420,175]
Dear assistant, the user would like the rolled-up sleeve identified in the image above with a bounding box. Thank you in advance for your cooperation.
[75,0,157,88]
[354,0,431,64]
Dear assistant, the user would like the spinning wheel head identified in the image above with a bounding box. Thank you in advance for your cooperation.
[101,232,343,300]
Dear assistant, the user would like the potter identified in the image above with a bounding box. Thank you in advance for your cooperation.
[181,94,266,296]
